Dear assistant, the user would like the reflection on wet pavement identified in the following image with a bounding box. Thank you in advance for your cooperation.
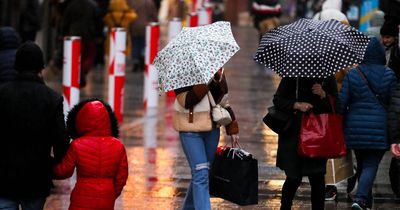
[42,25,397,210]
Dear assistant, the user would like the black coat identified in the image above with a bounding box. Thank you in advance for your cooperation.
[273,76,339,178]
[0,73,69,198]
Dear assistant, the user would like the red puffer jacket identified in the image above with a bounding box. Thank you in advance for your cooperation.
[53,101,128,210]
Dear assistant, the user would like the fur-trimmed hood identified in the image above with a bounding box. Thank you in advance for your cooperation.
[67,99,119,139]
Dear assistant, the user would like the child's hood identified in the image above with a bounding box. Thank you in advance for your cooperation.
[75,101,112,137]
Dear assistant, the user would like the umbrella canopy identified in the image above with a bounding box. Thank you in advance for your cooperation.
[254,18,370,78]
[154,21,240,92]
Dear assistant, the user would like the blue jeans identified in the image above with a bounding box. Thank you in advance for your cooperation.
[179,128,220,210]
[354,149,385,206]
[0,197,46,210]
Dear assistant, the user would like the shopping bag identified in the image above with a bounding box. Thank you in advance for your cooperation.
[298,96,346,158]
[325,152,354,184]
[209,146,258,206]
[389,157,400,197]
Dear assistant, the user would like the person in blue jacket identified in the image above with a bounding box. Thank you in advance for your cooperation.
[0,27,19,84]
[340,37,397,210]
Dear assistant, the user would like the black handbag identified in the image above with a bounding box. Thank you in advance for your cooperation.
[263,106,293,134]
[209,146,258,206]
[389,157,400,197]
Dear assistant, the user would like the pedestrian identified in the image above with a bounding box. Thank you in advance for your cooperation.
[0,41,70,210]
[380,18,400,81]
[128,0,158,72]
[273,75,340,210]
[0,27,19,83]
[18,0,41,43]
[173,68,239,210]
[61,0,103,87]
[53,99,128,210]
[389,82,400,158]
[340,37,397,210]
[250,0,282,41]
[104,0,137,69]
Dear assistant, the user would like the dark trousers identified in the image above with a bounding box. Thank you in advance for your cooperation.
[281,174,325,210]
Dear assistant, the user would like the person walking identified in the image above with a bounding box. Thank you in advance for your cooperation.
[340,37,397,210]
[250,0,282,41]
[0,41,70,210]
[61,0,102,87]
[173,68,239,210]
[380,18,400,81]
[53,99,128,210]
[0,27,19,83]
[273,75,339,210]
[128,0,158,72]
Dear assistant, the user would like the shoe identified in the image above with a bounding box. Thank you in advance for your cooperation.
[325,185,337,201]
[351,201,369,210]
[347,174,357,193]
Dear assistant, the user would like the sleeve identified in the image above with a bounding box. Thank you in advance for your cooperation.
[114,146,129,197]
[174,84,209,109]
[272,78,297,113]
[322,76,340,113]
[53,143,77,179]
[52,96,70,164]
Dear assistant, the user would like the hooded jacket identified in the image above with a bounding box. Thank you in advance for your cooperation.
[0,27,19,83]
[53,100,128,210]
[340,37,397,150]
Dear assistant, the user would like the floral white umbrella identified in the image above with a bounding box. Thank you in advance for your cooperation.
[154,21,240,92]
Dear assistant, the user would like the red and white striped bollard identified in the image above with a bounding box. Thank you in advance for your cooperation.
[108,28,126,123]
[62,36,81,118]
[144,22,160,110]
[187,13,199,27]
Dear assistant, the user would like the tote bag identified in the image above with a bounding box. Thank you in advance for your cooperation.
[298,96,346,158]
[209,145,258,206]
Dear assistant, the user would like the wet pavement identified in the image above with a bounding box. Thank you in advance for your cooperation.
[42,25,399,210]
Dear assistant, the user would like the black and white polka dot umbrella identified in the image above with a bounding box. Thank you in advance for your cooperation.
[254,18,370,78]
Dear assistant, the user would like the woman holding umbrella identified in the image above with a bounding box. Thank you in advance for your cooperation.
[173,69,239,209]
[273,77,339,210]
[153,22,240,210]
[254,18,371,209]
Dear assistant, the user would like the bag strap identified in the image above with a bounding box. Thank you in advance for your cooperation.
[328,95,336,114]
[207,91,216,107]
[355,67,388,110]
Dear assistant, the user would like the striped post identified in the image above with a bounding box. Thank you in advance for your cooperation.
[187,12,199,27]
[144,108,158,190]
[198,7,213,25]
[144,22,160,110]
[167,18,182,98]
[62,36,81,118]
[206,5,213,23]
[108,28,126,123]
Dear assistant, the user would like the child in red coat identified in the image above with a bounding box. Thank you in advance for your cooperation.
[53,99,128,210]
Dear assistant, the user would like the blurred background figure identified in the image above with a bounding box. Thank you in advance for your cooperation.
[0,27,19,84]
[104,0,137,68]
[128,0,158,72]
[365,10,385,40]
[380,17,400,81]
[61,0,103,87]
[94,0,111,66]
[18,0,41,43]
[250,0,282,41]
